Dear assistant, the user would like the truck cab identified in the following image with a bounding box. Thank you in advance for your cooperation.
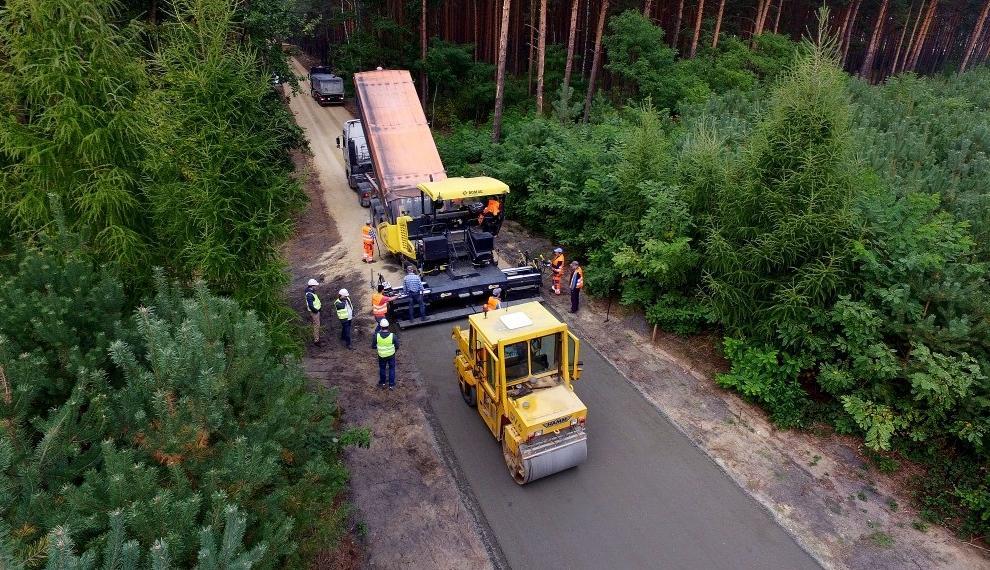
[452,302,587,484]
[309,66,344,106]
[337,119,373,204]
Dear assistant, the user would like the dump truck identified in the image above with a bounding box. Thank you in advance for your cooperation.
[452,301,587,484]
[336,119,373,207]
[309,66,344,106]
[353,69,541,327]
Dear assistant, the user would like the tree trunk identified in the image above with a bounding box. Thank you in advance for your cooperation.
[908,0,938,71]
[961,0,990,72]
[528,0,535,94]
[891,3,914,75]
[673,0,685,48]
[900,0,925,73]
[859,0,890,79]
[842,0,862,67]
[773,0,784,34]
[712,0,726,48]
[473,0,479,60]
[492,0,513,142]
[563,0,580,91]
[837,3,853,55]
[420,0,427,108]
[644,0,654,18]
[535,0,548,114]
[690,0,706,58]
[583,0,609,123]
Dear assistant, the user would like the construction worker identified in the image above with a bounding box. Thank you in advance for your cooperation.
[305,279,322,346]
[373,318,399,390]
[477,197,501,232]
[334,289,354,349]
[485,287,502,312]
[371,284,396,332]
[569,260,584,313]
[550,247,565,296]
[403,265,427,322]
[362,222,375,263]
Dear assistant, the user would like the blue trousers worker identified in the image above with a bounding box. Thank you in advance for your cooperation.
[373,320,399,389]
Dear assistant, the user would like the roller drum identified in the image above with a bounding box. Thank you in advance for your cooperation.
[516,427,587,484]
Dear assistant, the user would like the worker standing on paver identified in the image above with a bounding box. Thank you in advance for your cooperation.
[373,318,399,390]
[334,289,354,349]
[569,260,584,313]
[403,266,427,322]
[550,247,565,296]
[371,284,396,333]
[305,279,323,346]
[362,222,375,263]
[485,287,503,312]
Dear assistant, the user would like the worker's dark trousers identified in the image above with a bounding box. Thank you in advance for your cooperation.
[339,319,352,348]
[570,288,580,312]
[378,356,396,387]
[407,292,426,321]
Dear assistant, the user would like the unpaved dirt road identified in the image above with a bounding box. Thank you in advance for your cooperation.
[407,321,820,570]
[285,59,493,569]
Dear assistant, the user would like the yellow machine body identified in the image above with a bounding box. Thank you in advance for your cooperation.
[452,301,587,484]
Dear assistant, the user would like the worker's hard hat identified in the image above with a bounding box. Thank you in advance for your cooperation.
[376,66,383,71]
[307,279,319,286]
[493,287,502,297]
[553,247,563,253]
[339,288,349,297]
[379,318,389,327]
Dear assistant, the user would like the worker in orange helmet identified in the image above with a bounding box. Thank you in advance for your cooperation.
[362,222,375,263]
[550,247,565,296]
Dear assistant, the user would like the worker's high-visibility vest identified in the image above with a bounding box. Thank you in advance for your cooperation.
[371,293,389,317]
[376,332,396,358]
[307,290,321,311]
[362,225,374,244]
[485,296,501,311]
[335,299,351,320]
[551,254,565,274]
[572,267,584,289]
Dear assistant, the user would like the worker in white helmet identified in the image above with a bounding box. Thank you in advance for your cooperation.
[305,278,322,346]
[372,318,399,389]
[334,288,354,349]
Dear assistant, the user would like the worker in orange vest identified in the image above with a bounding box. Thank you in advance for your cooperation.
[550,247,565,296]
[484,287,502,312]
[569,260,584,313]
[371,284,396,332]
[477,197,501,230]
[362,222,375,263]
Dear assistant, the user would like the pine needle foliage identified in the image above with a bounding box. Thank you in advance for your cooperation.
[703,17,862,342]
[0,247,367,568]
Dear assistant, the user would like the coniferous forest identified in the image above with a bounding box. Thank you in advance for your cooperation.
[2,0,990,567]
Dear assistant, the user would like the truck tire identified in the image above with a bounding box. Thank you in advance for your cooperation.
[460,380,477,407]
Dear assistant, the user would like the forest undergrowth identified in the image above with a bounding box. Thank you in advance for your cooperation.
[432,10,990,540]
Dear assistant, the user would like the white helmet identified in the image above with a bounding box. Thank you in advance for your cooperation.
[379,318,389,327]
[553,247,563,253]
[339,288,349,297]
[307,279,319,286]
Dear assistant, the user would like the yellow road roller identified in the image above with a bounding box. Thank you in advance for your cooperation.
[452,302,587,484]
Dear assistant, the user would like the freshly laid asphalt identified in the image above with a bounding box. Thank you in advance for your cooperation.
[404,319,820,570]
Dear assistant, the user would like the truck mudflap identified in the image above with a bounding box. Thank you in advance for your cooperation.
[389,265,542,329]
[516,426,588,484]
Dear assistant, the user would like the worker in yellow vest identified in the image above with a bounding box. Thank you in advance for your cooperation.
[550,247,565,295]
[372,318,399,390]
[362,222,375,263]
[371,284,396,332]
[334,289,354,349]
[305,278,322,346]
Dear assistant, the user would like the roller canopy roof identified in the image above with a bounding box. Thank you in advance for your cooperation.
[417,177,510,201]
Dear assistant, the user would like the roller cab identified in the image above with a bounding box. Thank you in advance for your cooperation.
[452,302,587,484]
